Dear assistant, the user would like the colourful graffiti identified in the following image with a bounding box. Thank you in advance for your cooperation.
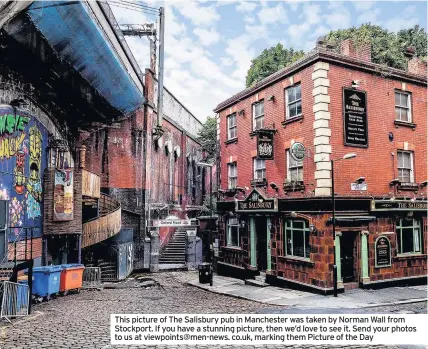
[0,106,48,240]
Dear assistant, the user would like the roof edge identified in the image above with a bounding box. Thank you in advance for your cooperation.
[214,48,427,113]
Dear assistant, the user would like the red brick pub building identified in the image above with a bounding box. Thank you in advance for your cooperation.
[214,39,427,294]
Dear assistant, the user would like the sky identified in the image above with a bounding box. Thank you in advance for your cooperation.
[110,0,427,121]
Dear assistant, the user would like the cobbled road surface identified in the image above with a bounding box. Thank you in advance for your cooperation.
[0,272,426,349]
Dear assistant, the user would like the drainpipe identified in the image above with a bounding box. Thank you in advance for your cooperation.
[156,7,165,128]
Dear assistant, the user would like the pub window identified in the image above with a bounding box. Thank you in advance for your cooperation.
[285,84,302,120]
[227,162,237,189]
[253,158,266,180]
[286,150,303,182]
[227,217,240,247]
[396,218,422,254]
[227,113,237,140]
[397,150,414,183]
[252,100,264,131]
[395,91,412,123]
[284,219,310,259]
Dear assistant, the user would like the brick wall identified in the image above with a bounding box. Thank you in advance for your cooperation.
[43,168,83,235]
[218,60,427,199]
[8,237,42,260]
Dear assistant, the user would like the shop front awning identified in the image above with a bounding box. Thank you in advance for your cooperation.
[25,1,144,115]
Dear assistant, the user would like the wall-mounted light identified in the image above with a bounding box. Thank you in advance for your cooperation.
[420,180,428,188]
[270,182,279,191]
[238,109,245,116]
[235,186,245,193]
[355,177,366,184]
[267,95,275,101]
[268,222,272,231]
[389,178,400,186]
[351,80,360,88]
[309,223,317,233]
[240,220,246,229]
[10,98,28,109]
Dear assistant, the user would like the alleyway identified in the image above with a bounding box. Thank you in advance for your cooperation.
[1,272,426,349]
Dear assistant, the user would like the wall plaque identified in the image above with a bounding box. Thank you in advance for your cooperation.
[290,142,306,161]
[257,131,274,160]
[343,88,368,147]
[375,236,391,268]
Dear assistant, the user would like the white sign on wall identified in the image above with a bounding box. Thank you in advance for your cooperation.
[153,219,192,227]
[351,183,367,191]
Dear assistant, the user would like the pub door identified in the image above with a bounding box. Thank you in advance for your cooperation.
[340,232,359,283]
[255,218,267,271]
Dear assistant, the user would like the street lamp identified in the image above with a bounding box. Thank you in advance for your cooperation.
[331,153,356,297]
[197,162,214,284]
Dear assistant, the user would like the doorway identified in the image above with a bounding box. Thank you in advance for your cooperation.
[340,232,359,283]
[255,218,267,271]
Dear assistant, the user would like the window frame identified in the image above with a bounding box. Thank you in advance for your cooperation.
[253,158,266,180]
[227,113,237,140]
[286,149,303,182]
[284,219,311,259]
[396,218,422,255]
[226,217,240,247]
[394,90,412,123]
[285,84,302,120]
[227,162,237,189]
[252,100,265,131]
[397,150,414,183]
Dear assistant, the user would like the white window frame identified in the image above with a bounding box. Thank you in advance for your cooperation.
[253,158,266,180]
[284,219,310,259]
[396,218,422,255]
[227,113,237,140]
[227,162,237,189]
[395,90,412,123]
[285,84,302,120]
[397,150,414,183]
[252,101,264,131]
[227,217,240,247]
[286,150,303,182]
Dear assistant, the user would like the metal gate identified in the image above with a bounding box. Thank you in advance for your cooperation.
[117,242,133,280]
[0,281,30,321]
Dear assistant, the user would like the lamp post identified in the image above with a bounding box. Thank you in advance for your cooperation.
[331,153,356,297]
[197,162,214,284]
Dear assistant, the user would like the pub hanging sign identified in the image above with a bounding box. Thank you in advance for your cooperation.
[257,131,274,160]
[343,88,368,147]
[375,236,392,268]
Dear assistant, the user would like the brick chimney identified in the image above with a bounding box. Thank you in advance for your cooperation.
[340,39,371,62]
[407,56,427,76]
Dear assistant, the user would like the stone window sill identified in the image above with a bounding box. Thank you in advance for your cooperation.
[283,182,305,192]
[394,254,426,260]
[281,115,304,127]
[394,120,416,129]
[397,183,419,191]
[221,246,243,252]
[224,138,238,145]
[278,255,314,266]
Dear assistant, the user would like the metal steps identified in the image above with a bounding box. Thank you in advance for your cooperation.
[159,231,186,264]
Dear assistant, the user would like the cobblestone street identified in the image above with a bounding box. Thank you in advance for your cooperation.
[0,272,426,349]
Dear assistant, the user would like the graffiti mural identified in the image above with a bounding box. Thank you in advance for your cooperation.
[54,169,74,221]
[0,106,48,240]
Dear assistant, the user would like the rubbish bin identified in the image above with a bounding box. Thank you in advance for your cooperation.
[29,266,62,300]
[198,263,212,284]
[60,264,85,294]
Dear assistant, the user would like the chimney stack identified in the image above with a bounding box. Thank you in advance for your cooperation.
[340,39,371,62]
[407,56,427,76]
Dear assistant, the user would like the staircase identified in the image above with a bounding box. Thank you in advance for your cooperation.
[245,271,269,287]
[0,262,14,282]
[98,261,117,282]
[159,231,187,268]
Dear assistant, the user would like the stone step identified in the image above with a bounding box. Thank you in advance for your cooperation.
[255,275,266,282]
[244,279,269,287]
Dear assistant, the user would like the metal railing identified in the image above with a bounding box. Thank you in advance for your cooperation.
[0,281,30,322]
[82,267,102,289]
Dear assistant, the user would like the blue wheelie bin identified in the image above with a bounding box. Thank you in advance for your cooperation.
[29,266,62,301]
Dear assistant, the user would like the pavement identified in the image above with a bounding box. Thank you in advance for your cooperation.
[185,271,428,309]
[0,271,426,349]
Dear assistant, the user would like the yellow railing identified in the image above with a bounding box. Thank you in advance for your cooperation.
[82,193,121,248]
